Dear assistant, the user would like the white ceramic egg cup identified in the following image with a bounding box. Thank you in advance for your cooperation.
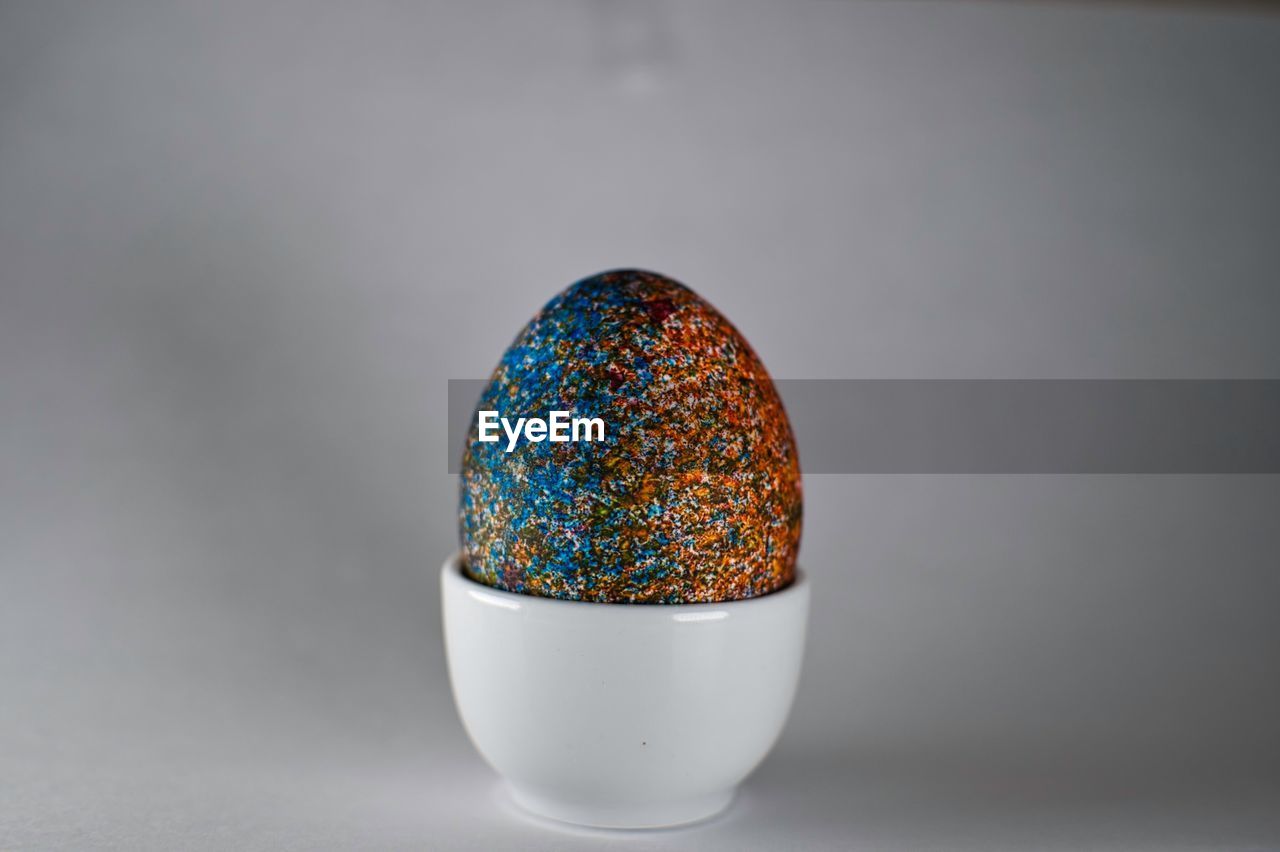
[441,553,809,829]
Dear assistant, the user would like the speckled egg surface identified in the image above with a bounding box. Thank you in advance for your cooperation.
[459,269,801,603]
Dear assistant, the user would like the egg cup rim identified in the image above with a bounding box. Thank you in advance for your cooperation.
[445,551,807,612]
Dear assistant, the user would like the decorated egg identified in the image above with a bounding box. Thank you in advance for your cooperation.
[459,269,801,603]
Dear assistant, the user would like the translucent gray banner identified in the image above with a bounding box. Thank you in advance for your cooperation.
[448,380,1280,474]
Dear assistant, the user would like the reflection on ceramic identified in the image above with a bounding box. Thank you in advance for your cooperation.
[441,553,810,829]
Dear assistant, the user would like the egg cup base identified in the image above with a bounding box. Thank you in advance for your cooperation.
[441,552,809,830]
[507,781,734,829]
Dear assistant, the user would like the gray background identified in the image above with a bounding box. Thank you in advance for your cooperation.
[2,1,1279,849]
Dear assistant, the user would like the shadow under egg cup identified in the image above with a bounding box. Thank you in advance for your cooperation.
[441,553,810,829]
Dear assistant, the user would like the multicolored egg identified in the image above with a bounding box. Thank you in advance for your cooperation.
[459,269,801,603]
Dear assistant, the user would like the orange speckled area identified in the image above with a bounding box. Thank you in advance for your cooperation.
[459,269,802,603]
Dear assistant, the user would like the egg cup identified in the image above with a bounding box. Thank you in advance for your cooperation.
[441,553,810,829]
